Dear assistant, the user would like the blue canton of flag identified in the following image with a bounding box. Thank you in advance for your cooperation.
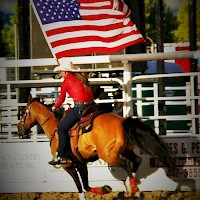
[33,0,82,25]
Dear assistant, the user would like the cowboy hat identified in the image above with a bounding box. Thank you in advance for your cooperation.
[54,59,80,72]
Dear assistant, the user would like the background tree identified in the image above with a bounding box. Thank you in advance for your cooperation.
[144,0,178,45]
[0,4,17,58]
[0,12,9,57]
[174,0,200,42]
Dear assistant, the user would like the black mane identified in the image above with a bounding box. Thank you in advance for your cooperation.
[31,96,63,120]
[31,97,41,103]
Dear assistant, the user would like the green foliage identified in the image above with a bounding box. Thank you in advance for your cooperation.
[2,23,15,57]
[0,12,9,57]
[144,0,178,44]
[174,0,200,42]
[174,0,189,42]
[0,3,17,58]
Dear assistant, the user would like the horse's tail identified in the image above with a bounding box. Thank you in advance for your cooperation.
[122,117,174,168]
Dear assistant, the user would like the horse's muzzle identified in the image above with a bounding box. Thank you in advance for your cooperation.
[17,122,32,139]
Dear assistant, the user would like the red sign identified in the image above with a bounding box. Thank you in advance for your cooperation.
[175,46,191,72]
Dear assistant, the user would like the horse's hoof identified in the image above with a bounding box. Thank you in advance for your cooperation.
[133,191,141,199]
[102,185,112,194]
[90,187,104,195]
[90,185,112,195]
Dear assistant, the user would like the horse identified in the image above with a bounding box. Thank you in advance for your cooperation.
[17,94,174,198]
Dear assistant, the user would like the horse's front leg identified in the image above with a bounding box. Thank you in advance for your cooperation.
[62,166,83,193]
[76,162,90,192]
[77,162,112,195]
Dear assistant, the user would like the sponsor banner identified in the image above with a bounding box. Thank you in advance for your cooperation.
[0,136,199,192]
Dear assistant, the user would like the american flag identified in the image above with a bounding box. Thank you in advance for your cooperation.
[31,0,145,59]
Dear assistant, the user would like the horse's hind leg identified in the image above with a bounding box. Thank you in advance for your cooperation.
[109,143,142,196]
[102,150,140,196]
[121,144,142,196]
[121,144,142,173]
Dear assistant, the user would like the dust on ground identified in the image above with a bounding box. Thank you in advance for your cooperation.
[0,191,200,200]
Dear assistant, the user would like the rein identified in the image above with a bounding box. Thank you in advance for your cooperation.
[49,128,57,146]
[41,112,58,144]
[41,112,55,126]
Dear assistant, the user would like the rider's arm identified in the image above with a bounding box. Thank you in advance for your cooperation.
[53,78,68,109]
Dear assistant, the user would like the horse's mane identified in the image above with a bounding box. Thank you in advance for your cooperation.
[31,97,53,106]
[31,97,40,103]
[31,97,64,120]
[30,96,64,121]
[31,97,53,112]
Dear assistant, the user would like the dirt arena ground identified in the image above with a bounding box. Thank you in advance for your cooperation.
[0,191,199,200]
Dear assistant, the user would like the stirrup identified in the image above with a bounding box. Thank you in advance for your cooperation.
[60,158,73,166]
[48,160,60,165]
[48,158,73,167]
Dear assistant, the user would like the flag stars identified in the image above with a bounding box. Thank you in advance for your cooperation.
[33,0,82,24]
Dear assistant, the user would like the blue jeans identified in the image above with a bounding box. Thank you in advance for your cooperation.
[57,102,94,158]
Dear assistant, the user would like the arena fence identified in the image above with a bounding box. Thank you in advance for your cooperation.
[0,51,200,192]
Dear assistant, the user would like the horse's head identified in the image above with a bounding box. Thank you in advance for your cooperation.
[17,95,38,139]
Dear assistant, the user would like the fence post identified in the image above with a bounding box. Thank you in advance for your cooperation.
[123,61,133,117]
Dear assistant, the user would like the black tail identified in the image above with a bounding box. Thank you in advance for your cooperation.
[123,117,174,168]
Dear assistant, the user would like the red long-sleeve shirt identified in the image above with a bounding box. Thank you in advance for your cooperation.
[54,72,94,109]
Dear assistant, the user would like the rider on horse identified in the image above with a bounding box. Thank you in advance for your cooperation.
[48,60,94,167]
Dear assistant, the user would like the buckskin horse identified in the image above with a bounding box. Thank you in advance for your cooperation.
[17,95,174,199]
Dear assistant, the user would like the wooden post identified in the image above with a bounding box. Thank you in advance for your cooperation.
[17,0,31,103]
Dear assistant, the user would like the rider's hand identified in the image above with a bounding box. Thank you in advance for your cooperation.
[52,106,56,112]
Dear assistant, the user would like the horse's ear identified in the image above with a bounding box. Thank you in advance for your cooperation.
[28,94,32,103]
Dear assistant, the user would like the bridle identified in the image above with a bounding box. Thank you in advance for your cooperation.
[19,101,55,139]
[18,101,35,138]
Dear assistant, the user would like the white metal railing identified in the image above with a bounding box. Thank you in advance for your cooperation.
[0,51,200,142]
[0,72,199,142]
[0,51,200,68]
[132,72,200,134]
